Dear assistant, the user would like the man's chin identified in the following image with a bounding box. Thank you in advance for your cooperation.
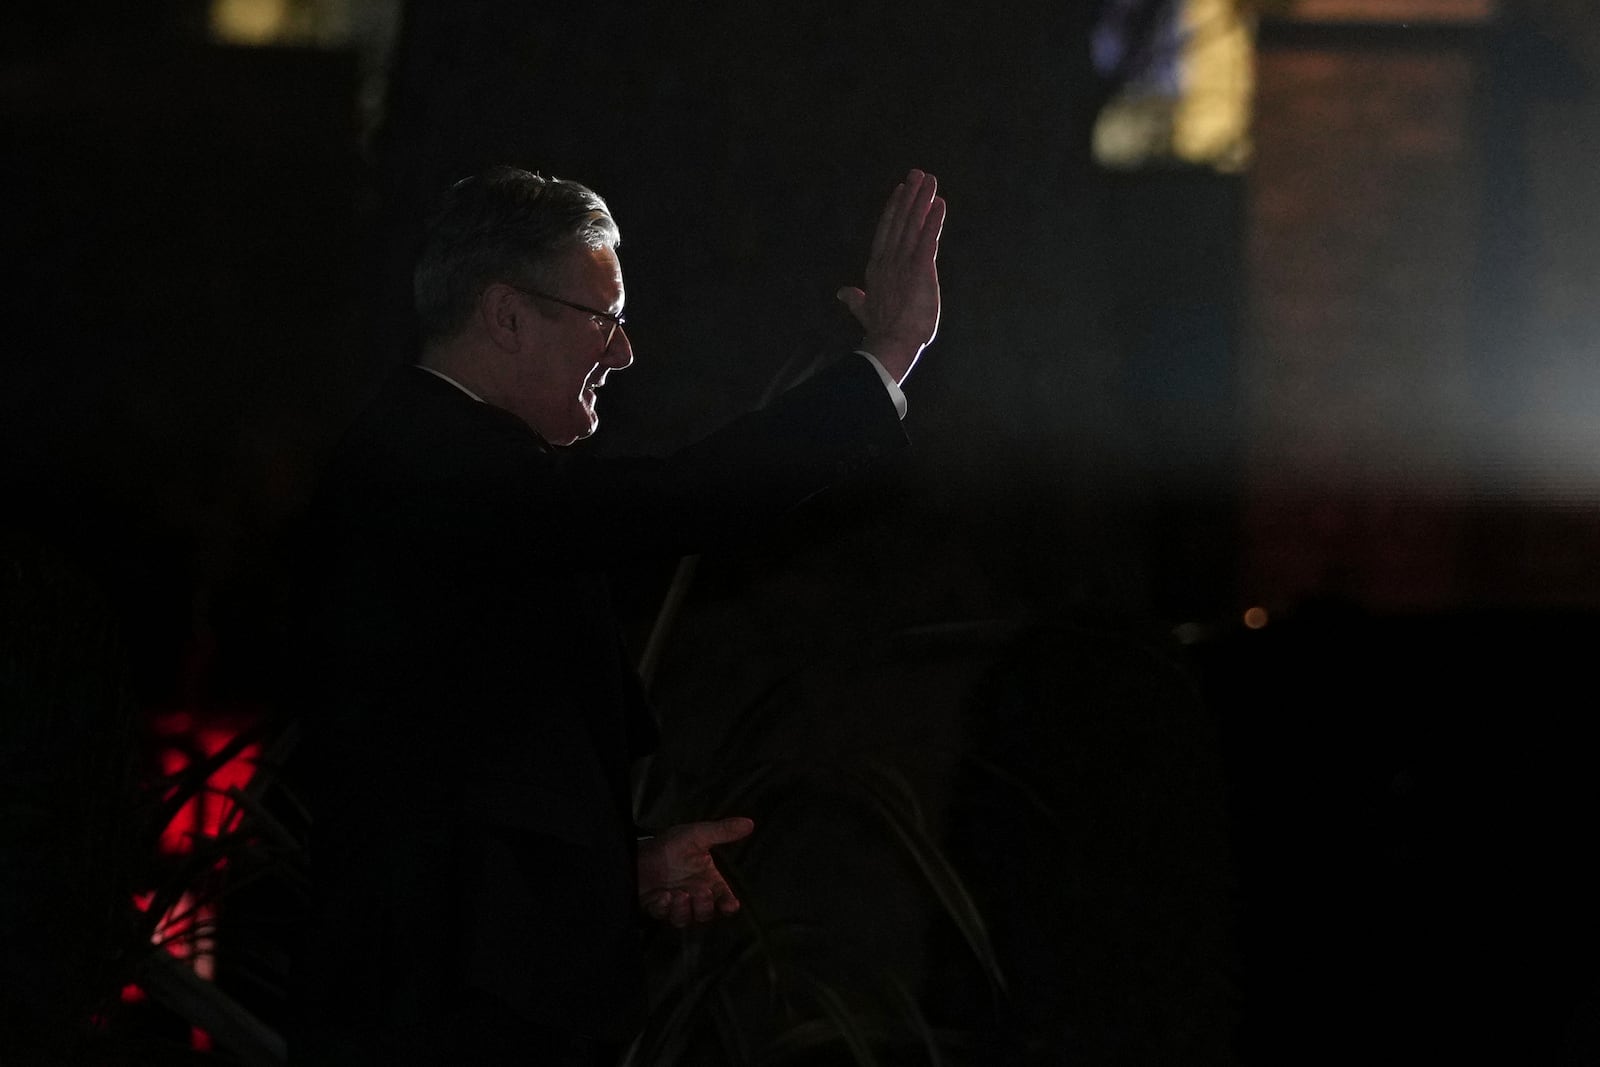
[534,404,600,447]
[576,394,601,439]
[558,417,600,447]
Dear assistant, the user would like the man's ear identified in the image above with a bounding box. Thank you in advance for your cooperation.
[479,283,526,354]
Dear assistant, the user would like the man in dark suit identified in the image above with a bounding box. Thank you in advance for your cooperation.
[292,166,944,1064]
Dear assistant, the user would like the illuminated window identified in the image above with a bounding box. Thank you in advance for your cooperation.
[211,0,300,45]
[209,0,400,48]
[1093,0,1257,172]
[1090,0,1496,172]
[209,0,402,141]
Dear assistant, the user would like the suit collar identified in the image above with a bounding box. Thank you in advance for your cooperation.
[402,365,555,454]
[413,363,485,403]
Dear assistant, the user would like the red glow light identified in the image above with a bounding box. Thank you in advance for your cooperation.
[155,724,260,853]
[132,714,264,1053]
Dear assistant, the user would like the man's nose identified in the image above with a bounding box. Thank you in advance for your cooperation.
[604,325,633,369]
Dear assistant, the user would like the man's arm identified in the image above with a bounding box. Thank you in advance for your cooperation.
[491,170,946,566]
[836,169,946,386]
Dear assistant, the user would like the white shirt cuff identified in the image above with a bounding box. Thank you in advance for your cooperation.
[856,351,907,420]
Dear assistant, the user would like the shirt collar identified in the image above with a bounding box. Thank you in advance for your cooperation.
[414,364,485,403]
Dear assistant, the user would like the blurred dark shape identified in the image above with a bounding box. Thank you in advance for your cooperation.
[0,1,210,60]
[928,620,1236,1065]
[1194,603,1600,1064]
[0,531,139,1063]
[1,23,364,712]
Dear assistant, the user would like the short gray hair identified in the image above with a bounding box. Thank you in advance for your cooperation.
[413,166,619,344]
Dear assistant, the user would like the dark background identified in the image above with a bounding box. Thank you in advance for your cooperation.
[5,1,1600,1063]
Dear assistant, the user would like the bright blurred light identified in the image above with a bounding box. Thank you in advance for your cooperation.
[1093,0,1255,172]
[1173,0,1255,170]
[211,0,291,45]
[1243,605,1270,629]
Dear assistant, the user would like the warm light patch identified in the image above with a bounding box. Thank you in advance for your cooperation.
[210,0,292,44]
[1093,0,1256,172]
[1243,605,1270,629]
[1172,0,1255,170]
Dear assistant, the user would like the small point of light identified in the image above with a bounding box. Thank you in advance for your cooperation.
[1243,606,1270,630]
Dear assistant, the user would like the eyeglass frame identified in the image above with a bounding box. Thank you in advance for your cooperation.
[509,285,626,349]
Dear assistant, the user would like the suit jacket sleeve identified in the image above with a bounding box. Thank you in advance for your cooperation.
[489,353,908,565]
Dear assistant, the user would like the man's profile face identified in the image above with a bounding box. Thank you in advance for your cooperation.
[510,244,632,446]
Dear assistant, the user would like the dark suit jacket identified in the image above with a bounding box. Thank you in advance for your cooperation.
[291,355,906,1058]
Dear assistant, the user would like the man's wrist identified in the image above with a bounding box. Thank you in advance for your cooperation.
[855,350,908,420]
[860,337,923,385]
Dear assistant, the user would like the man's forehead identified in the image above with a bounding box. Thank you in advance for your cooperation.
[558,245,625,311]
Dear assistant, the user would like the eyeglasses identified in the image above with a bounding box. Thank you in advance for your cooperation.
[510,285,626,349]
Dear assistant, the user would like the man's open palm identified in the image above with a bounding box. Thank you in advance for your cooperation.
[637,817,754,928]
[836,168,946,385]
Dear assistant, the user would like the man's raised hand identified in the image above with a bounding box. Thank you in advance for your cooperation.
[836,169,946,386]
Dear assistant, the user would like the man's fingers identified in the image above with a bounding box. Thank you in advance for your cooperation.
[642,890,670,919]
[889,171,936,260]
[869,171,938,284]
[910,172,937,235]
[870,174,914,262]
[868,181,904,262]
[664,889,718,926]
[915,196,947,264]
[645,879,741,925]
[882,169,921,257]
[882,170,928,262]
